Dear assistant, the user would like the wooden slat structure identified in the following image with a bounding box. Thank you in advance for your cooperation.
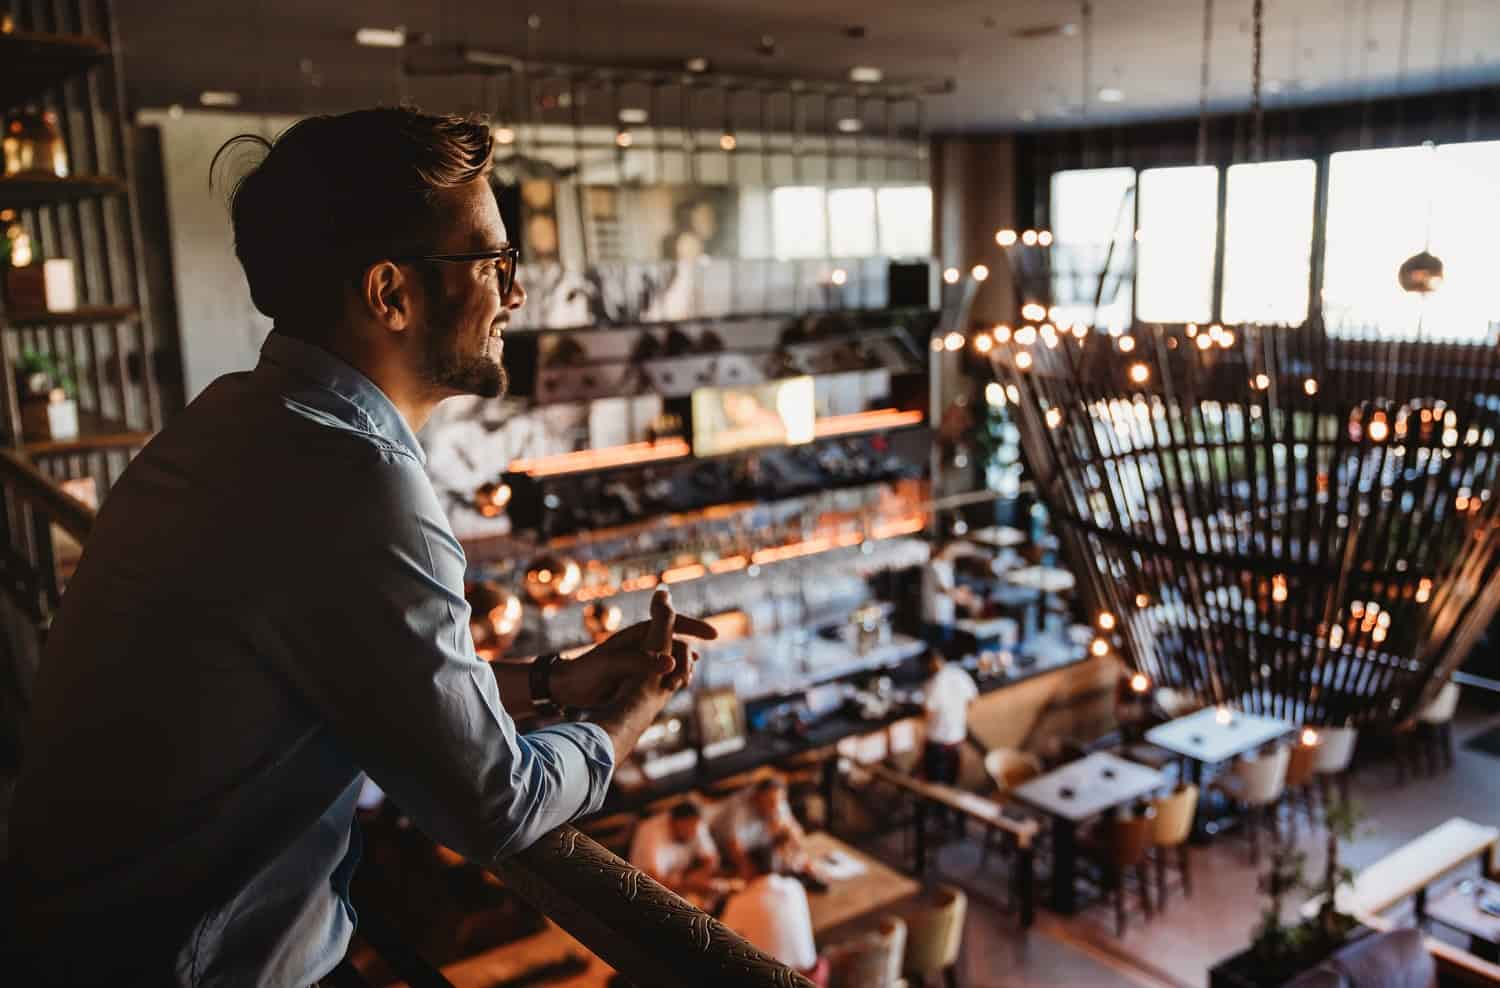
[989,318,1500,727]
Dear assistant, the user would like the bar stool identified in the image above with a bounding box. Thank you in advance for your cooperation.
[901,885,967,988]
[1213,744,1290,864]
[1311,726,1358,808]
[1149,784,1198,908]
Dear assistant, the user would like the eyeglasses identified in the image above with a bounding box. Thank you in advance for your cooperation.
[390,244,520,296]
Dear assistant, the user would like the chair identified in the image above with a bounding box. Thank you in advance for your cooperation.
[1081,807,1157,936]
[1416,680,1460,774]
[979,749,1042,869]
[1283,928,1437,988]
[827,915,907,988]
[901,885,966,988]
[983,748,1042,795]
[1279,739,1321,836]
[1213,744,1291,864]
[1311,726,1358,808]
[1149,784,1198,908]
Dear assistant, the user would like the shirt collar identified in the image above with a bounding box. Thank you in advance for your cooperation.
[259,331,426,464]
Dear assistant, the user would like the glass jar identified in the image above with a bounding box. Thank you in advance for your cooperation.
[3,109,69,178]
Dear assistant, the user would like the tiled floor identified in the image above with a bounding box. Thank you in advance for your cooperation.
[866,703,1500,988]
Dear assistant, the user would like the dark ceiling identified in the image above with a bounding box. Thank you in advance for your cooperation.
[114,0,1500,132]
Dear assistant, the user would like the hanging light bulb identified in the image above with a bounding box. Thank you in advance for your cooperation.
[974,332,994,354]
[1098,612,1117,630]
[1304,378,1319,396]
[1021,229,1038,246]
[971,264,990,282]
[943,331,966,352]
[1038,230,1054,246]
[1117,336,1136,353]
[493,125,517,145]
[993,324,1012,343]
[615,127,633,148]
[1130,672,1150,693]
[719,130,737,152]
[830,268,848,286]
[996,229,1018,247]
[1128,362,1150,384]
[1021,302,1047,322]
[1368,411,1390,443]
[1398,250,1444,293]
[1015,351,1033,370]
[943,267,961,285]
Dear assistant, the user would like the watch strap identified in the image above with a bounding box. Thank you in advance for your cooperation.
[530,652,562,713]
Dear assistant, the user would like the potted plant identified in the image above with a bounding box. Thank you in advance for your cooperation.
[15,348,78,443]
[1209,799,1369,988]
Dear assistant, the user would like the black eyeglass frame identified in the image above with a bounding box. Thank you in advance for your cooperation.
[389,244,520,296]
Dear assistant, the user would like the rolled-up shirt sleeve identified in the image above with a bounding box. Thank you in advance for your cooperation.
[267,445,613,862]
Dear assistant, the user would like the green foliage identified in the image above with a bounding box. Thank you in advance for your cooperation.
[15,348,75,398]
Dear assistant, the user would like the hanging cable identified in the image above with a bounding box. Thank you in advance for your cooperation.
[1196,0,1214,164]
[1393,0,1414,144]
[1250,0,1264,163]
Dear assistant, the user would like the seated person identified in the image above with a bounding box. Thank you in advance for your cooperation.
[718,846,828,985]
[710,777,807,878]
[628,800,735,905]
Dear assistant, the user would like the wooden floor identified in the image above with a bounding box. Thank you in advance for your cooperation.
[401,703,1500,988]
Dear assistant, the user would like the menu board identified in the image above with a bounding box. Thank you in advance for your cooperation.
[691,376,815,457]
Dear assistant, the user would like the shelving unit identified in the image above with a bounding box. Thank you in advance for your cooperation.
[0,1,161,494]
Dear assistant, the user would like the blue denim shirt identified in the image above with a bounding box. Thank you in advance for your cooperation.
[10,332,614,986]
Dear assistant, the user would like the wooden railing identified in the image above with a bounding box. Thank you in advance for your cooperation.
[0,456,810,987]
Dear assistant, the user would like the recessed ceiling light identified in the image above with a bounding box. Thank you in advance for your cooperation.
[167,104,184,119]
[1264,79,1284,94]
[199,90,241,107]
[1098,87,1125,103]
[619,107,649,125]
[685,56,709,73]
[849,66,883,84]
[354,26,406,48]
[836,117,863,133]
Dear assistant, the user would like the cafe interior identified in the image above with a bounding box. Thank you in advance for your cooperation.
[4,0,1500,986]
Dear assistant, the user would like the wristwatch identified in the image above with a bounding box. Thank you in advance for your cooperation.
[530,652,563,715]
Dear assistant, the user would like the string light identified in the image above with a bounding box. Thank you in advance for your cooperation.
[1135,593,1150,608]
[1021,302,1047,322]
[971,264,990,282]
[1301,728,1320,747]
[1272,574,1288,603]
[1014,326,1038,345]
[985,381,1006,406]
[1253,373,1270,390]
[614,128,634,148]
[943,331,966,352]
[830,268,848,286]
[1304,378,1319,396]
[1040,324,1058,348]
[1185,323,1198,337]
[1369,413,1389,443]
[1129,362,1150,384]
[993,324,1012,343]
[1045,407,1063,428]
[1196,333,1214,351]
[1416,578,1433,603]
[996,229,1018,247]
[943,267,961,285]
[493,126,517,145]
[974,332,994,354]
[1221,329,1236,347]
[719,131,737,151]
[1021,229,1038,246]
[1038,230,1054,246]
[1098,612,1116,630]
[1130,672,1150,693]
[1090,637,1110,656]
[1118,336,1136,353]
[1016,351,1033,370]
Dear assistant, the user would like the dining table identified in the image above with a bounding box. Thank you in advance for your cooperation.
[1145,705,1293,837]
[1011,751,1170,914]
[801,831,922,937]
[1003,564,1077,643]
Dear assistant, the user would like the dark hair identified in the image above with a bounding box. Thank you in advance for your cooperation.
[753,777,785,796]
[213,107,493,336]
[669,800,701,821]
[746,844,780,878]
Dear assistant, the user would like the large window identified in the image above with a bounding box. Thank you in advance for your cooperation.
[876,185,933,258]
[1221,159,1316,324]
[1325,142,1500,341]
[771,186,828,259]
[827,187,878,256]
[1136,166,1219,323]
[1049,167,1135,332]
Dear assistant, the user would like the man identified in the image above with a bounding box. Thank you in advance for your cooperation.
[8,108,715,986]
[718,846,826,985]
[711,776,807,878]
[921,651,979,786]
[628,800,734,906]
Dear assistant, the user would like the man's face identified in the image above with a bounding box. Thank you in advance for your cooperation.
[752,787,783,819]
[412,178,525,399]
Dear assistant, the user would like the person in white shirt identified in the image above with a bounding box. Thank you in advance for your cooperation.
[709,776,808,878]
[921,651,979,786]
[718,846,828,985]
[628,800,731,905]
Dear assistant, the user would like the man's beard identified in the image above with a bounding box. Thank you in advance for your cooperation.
[422,307,508,399]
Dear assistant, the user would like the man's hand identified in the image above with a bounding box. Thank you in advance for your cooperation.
[590,589,707,764]
[552,588,717,710]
